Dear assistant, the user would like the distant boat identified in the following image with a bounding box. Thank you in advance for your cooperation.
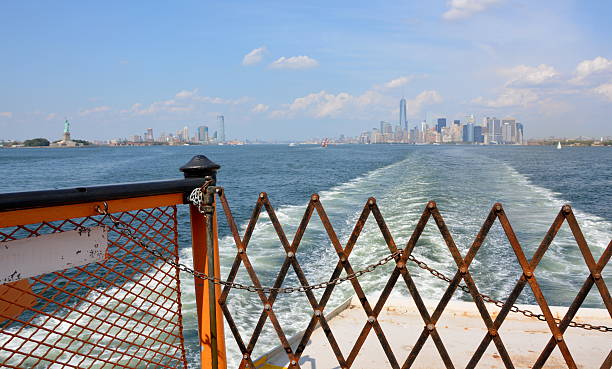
[557,141,562,149]
[288,142,297,147]
[321,138,329,148]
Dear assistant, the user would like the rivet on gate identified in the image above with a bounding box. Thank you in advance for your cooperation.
[238,248,245,254]
[314,309,322,316]
[215,187,222,193]
[396,261,406,269]
[524,270,533,278]
[368,198,376,206]
[427,201,436,209]
[243,353,249,359]
[287,251,295,258]
[555,334,563,342]
[562,204,571,214]
[495,203,502,212]
[259,192,266,199]
[488,328,497,336]
[593,273,601,280]
[311,194,319,201]
[264,304,271,311]
[291,360,297,365]
[460,266,468,275]
[368,316,376,323]
[426,323,435,331]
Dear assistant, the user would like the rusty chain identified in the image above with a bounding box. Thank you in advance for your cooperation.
[95,187,611,333]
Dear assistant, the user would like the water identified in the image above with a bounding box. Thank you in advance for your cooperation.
[1,145,610,367]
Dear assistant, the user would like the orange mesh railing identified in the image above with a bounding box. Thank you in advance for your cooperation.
[0,205,188,369]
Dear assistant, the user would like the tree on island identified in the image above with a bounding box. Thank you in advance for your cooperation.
[23,138,50,147]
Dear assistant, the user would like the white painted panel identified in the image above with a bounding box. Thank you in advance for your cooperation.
[0,226,108,283]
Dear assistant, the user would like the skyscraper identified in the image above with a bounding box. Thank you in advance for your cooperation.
[399,98,407,131]
[144,128,154,142]
[436,118,446,133]
[217,115,225,142]
[197,125,209,143]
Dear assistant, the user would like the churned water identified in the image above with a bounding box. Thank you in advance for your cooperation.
[1,144,610,367]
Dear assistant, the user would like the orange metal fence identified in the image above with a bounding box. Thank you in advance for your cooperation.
[0,204,188,369]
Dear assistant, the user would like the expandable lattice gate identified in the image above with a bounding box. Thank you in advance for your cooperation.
[210,188,611,369]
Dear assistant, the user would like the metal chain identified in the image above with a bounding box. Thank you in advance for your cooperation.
[94,187,610,333]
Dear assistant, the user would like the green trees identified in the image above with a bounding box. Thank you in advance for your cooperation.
[23,138,50,147]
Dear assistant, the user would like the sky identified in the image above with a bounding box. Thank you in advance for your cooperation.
[1,0,611,141]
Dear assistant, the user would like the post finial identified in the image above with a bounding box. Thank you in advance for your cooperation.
[180,155,221,179]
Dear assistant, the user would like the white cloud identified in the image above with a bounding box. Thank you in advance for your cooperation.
[251,104,269,113]
[443,0,502,20]
[242,47,267,66]
[593,83,612,101]
[384,76,414,89]
[472,88,538,107]
[123,90,249,116]
[269,56,319,69]
[80,106,111,116]
[406,90,443,115]
[270,87,439,119]
[571,56,612,83]
[0,112,12,118]
[501,64,559,87]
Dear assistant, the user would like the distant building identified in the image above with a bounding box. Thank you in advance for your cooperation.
[197,125,209,143]
[144,128,154,142]
[453,120,460,125]
[217,115,225,142]
[399,98,407,131]
[474,126,484,143]
[463,123,474,143]
[436,118,446,133]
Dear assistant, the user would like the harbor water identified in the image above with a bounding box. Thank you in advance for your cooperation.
[1,144,610,367]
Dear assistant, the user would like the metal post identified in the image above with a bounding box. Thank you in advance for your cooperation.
[181,155,226,369]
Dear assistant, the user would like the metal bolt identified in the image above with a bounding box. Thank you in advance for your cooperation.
[238,248,245,254]
[259,192,266,199]
[460,266,468,275]
[426,323,435,331]
[215,187,222,193]
[427,201,436,209]
[264,304,271,311]
[593,273,601,280]
[314,309,322,316]
[340,255,347,262]
[555,334,563,342]
[291,360,297,365]
[488,328,497,336]
[396,261,406,269]
[368,316,376,323]
[562,205,571,214]
[524,270,533,278]
[311,194,319,201]
[243,353,249,359]
[368,198,376,206]
[287,251,295,258]
[495,203,502,212]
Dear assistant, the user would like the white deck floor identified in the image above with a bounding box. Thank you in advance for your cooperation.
[255,296,611,369]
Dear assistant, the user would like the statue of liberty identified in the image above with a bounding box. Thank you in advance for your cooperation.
[63,119,71,142]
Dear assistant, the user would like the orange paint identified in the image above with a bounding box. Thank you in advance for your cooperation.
[0,279,37,324]
[0,193,184,228]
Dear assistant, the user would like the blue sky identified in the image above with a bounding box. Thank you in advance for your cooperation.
[1,0,611,141]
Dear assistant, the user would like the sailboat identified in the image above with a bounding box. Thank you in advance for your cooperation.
[557,141,562,149]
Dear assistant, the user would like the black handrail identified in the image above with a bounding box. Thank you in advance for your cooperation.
[0,155,220,212]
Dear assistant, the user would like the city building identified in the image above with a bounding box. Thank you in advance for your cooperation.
[400,98,407,131]
[436,118,447,133]
[217,115,226,142]
[197,125,209,143]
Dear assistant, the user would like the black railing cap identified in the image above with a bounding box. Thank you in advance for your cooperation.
[180,155,221,178]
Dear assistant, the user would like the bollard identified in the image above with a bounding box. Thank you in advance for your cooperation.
[180,155,226,369]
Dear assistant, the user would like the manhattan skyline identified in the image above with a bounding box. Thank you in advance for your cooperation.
[1,1,611,141]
